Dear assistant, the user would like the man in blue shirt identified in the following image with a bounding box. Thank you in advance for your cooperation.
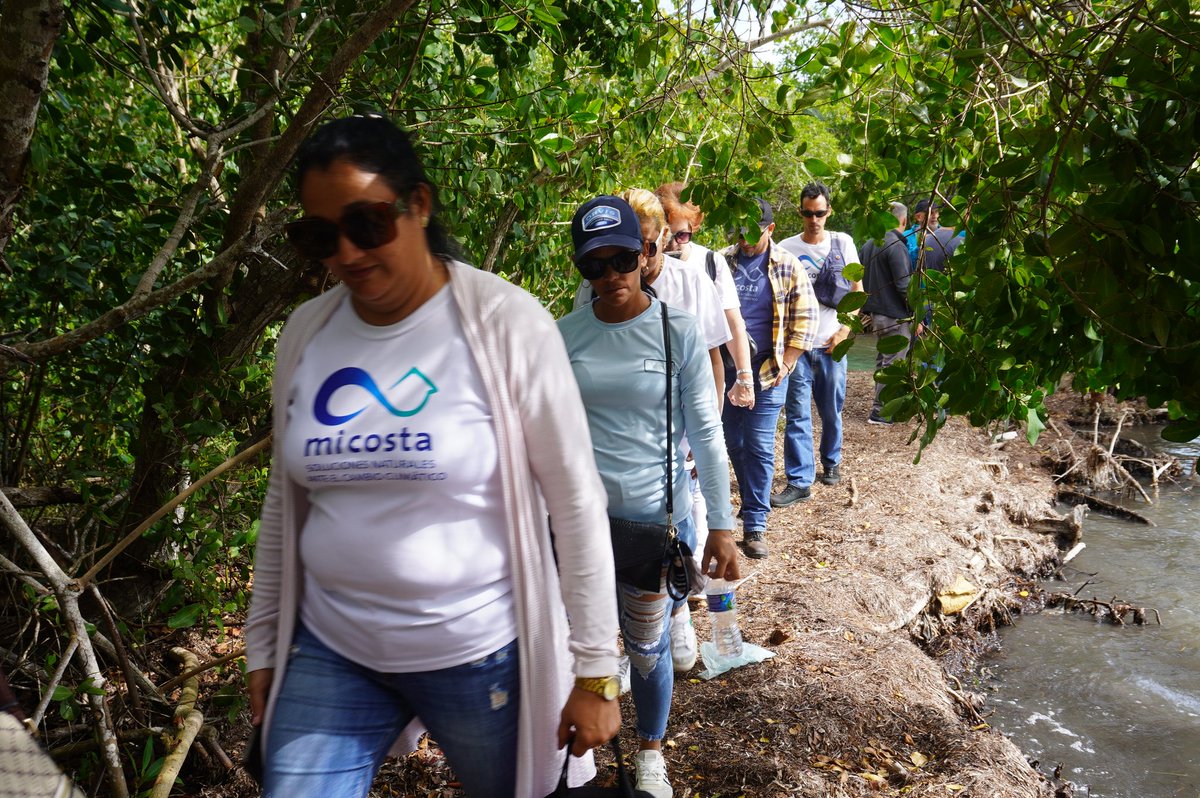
[720,200,819,559]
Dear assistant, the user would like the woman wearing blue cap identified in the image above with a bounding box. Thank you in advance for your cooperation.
[557,195,741,798]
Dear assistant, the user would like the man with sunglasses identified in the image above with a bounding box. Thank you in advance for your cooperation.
[774,181,863,504]
[720,199,819,559]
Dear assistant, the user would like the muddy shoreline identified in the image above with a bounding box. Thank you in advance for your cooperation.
[630,370,1068,798]
[365,371,1071,797]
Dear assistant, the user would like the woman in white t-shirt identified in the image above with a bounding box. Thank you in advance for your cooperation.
[655,181,755,411]
[245,115,620,798]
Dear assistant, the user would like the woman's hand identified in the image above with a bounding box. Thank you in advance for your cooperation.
[701,529,741,580]
[727,380,755,409]
[558,687,621,755]
[248,668,274,727]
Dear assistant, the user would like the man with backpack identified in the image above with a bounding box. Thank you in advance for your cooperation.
[860,202,914,425]
[773,181,863,504]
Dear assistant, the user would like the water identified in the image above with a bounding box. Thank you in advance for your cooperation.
[983,433,1200,797]
[845,332,879,373]
[706,582,744,658]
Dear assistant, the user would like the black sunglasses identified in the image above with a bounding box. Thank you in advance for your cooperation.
[671,230,693,245]
[577,250,640,281]
[800,209,830,218]
[285,199,406,260]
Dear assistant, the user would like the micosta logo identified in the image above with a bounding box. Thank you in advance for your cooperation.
[313,366,438,426]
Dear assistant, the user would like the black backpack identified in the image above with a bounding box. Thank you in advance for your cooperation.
[811,234,853,309]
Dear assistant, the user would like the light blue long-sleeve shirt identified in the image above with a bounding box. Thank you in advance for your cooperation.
[557,297,734,532]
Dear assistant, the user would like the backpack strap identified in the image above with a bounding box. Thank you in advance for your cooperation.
[705,250,717,282]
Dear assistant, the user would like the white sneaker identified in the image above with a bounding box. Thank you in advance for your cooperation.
[633,749,673,798]
[670,605,698,672]
[617,655,631,695]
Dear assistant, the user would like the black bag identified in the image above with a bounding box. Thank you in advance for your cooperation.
[607,302,699,602]
[543,735,655,797]
[811,234,854,309]
[242,726,263,784]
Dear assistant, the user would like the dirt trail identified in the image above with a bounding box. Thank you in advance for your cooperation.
[619,371,1064,798]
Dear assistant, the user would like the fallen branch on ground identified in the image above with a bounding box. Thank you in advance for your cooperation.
[150,648,205,798]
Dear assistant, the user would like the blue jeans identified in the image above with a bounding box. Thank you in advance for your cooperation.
[722,375,787,533]
[616,515,696,741]
[264,623,519,798]
[783,348,847,486]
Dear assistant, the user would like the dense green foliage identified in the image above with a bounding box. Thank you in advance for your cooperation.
[0,0,1196,791]
[818,0,1200,445]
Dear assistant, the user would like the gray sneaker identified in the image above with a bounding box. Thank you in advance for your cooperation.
[819,465,841,485]
[770,484,811,507]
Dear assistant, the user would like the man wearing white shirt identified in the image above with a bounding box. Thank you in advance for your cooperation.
[774,181,862,504]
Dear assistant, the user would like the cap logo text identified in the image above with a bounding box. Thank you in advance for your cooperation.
[582,205,622,232]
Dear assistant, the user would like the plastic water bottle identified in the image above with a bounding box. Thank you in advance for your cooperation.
[706,579,744,658]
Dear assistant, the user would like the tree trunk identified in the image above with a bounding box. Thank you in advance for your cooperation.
[0,0,63,258]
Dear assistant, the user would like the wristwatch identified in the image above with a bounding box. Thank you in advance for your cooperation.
[575,675,620,700]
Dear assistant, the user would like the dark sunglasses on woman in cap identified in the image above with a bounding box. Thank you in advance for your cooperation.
[285,199,406,260]
[576,250,640,281]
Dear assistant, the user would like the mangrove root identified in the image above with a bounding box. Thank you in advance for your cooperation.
[1056,489,1153,526]
[1044,593,1162,626]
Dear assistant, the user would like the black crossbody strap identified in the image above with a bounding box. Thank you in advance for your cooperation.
[661,301,672,527]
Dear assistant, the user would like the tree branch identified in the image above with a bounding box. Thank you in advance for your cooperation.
[75,436,271,589]
[0,221,269,366]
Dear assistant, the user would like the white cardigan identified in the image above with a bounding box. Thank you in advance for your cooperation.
[245,260,619,793]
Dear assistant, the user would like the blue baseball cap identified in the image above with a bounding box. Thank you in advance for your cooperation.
[571,196,643,262]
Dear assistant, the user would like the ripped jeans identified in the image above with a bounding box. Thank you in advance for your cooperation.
[263,622,519,798]
[617,514,696,741]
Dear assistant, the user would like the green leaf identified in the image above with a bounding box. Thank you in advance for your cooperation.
[1137,225,1165,256]
[1025,406,1046,445]
[877,334,910,354]
[830,337,855,361]
[837,291,868,312]
[843,262,864,282]
[51,685,73,702]
[803,157,833,176]
[167,603,204,629]
[494,14,519,32]
[1161,420,1200,443]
